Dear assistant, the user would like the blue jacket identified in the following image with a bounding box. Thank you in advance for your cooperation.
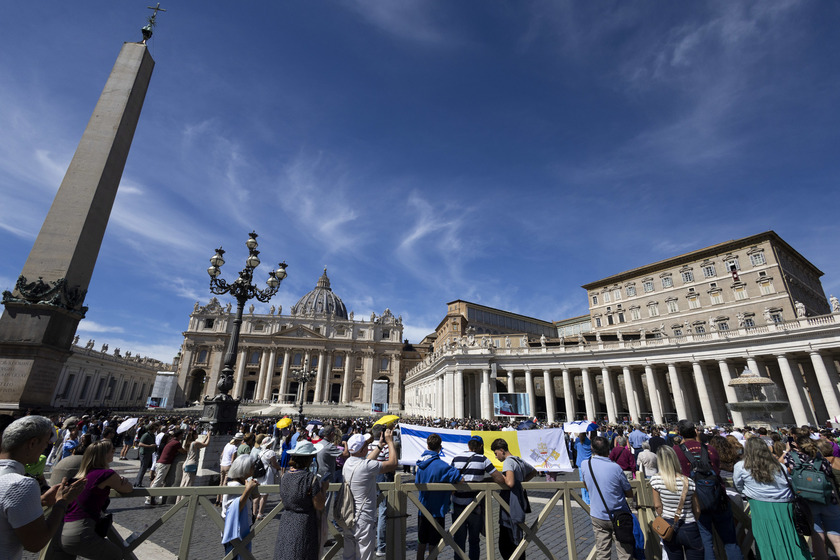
[415,450,462,517]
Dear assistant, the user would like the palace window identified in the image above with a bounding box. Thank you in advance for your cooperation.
[662,276,673,288]
[356,357,363,369]
[750,252,766,266]
[666,300,679,313]
[717,321,730,331]
[382,329,391,339]
[253,322,264,331]
[681,270,694,283]
[687,294,701,309]
[695,325,706,334]
[293,353,302,366]
[733,285,748,300]
[626,285,636,297]
[594,317,602,327]
[759,280,775,295]
[334,355,343,368]
[726,258,740,271]
[79,376,91,399]
[603,292,611,303]
[592,295,599,305]
[311,356,319,368]
[744,317,755,328]
[196,349,209,364]
[203,318,215,329]
[630,307,641,321]
[702,265,716,278]
[612,289,621,301]
[673,328,683,336]
[647,302,660,317]
[771,311,784,323]
[617,312,625,323]
[643,280,654,293]
[336,327,346,336]
[248,351,260,364]
[380,358,390,371]
[710,291,723,305]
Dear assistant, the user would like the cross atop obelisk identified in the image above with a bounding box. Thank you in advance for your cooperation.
[0,11,158,410]
[141,3,166,43]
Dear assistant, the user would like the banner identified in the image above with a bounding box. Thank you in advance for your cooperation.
[398,423,572,472]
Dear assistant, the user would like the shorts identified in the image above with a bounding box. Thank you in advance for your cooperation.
[810,501,840,535]
[418,515,445,545]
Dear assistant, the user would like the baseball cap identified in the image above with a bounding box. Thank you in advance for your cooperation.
[347,433,369,454]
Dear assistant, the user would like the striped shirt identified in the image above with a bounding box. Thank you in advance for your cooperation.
[450,452,496,505]
[650,475,696,523]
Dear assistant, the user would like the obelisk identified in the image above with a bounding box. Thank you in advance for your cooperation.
[0,37,155,410]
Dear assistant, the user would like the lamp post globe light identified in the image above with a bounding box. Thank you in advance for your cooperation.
[294,359,316,428]
[201,231,287,434]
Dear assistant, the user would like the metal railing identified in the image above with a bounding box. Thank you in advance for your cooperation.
[85,476,754,560]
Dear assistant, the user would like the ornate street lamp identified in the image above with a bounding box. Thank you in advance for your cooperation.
[201,231,287,434]
[294,359,316,428]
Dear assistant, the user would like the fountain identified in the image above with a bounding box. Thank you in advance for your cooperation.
[726,367,789,428]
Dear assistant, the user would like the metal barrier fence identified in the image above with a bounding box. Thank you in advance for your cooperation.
[87,475,755,560]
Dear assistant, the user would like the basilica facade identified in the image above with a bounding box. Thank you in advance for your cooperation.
[175,270,407,411]
[404,231,840,426]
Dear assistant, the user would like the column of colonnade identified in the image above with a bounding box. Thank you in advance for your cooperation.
[431,348,840,426]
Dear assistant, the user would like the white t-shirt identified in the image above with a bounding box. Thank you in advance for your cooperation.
[221,443,237,468]
[343,456,381,522]
[0,460,46,560]
[254,449,276,485]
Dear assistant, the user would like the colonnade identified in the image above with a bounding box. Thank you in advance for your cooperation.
[406,346,840,426]
[186,345,402,407]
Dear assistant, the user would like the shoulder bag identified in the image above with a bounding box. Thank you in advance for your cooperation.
[588,459,635,544]
[782,465,815,537]
[651,475,689,541]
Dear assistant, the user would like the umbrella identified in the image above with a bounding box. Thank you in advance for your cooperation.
[306,420,323,432]
[587,422,598,432]
[116,417,138,434]
[374,415,400,428]
[276,417,292,430]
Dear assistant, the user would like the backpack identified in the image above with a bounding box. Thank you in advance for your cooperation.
[789,450,835,504]
[252,451,267,478]
[679,443,725,513]
[333,463,358,530]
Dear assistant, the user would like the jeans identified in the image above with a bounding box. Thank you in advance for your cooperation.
[498,522,524,560]
[578,467,590,505]
[662,521,704,560]
[134,453,153,487]
[452,502,483,560]
[697,505,743,560]
[375,471,393,553]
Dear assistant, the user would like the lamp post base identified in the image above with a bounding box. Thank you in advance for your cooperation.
[201,395,240,435]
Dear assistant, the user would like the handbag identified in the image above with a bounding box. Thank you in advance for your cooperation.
[94,513,113,538]
[588,460,636,544]
[783,467,814,537]
[651,475,689,542]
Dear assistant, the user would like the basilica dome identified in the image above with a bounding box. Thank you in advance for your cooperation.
[291,269,348,319]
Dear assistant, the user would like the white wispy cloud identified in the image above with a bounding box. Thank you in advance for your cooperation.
[276,151,365,255]
[76,320,125,334]
[346,0,461,47]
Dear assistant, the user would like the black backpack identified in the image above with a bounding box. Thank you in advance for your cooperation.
[680,443,725,513]
[252,451,267,478]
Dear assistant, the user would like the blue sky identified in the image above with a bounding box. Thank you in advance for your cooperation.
[2,1,839,363]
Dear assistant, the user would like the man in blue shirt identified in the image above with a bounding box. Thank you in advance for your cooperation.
[627,425,650,459]
[581,436,634,560]
[415,434,462,560]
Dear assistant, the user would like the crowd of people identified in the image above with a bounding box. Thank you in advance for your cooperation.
[3,409,840,560]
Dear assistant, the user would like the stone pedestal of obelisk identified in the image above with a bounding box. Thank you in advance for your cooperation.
[0,43,154,410]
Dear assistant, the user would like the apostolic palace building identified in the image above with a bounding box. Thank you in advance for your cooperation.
[403,231,840,427]
[174,231,840,426]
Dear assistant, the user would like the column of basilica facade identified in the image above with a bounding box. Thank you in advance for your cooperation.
[404,314,840,426]
[176,270,406,411]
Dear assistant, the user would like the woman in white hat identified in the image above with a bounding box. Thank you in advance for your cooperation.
[252,436,281,521]
[273,440,328,560]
